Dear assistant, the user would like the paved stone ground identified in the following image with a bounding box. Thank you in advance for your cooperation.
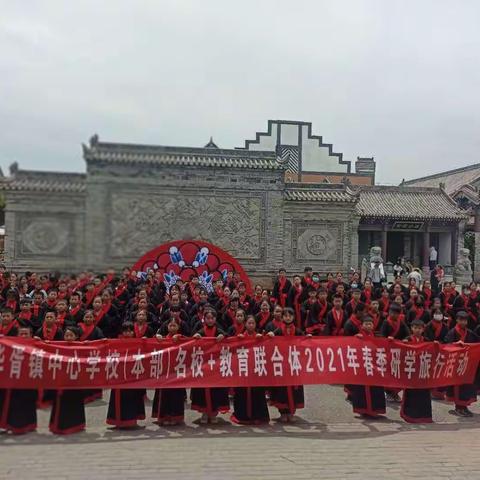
[2,385,480,479]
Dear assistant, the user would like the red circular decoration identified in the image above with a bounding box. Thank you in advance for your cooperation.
[132,240,252,294]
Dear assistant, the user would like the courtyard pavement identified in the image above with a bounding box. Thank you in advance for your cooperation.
[2,385,480,479]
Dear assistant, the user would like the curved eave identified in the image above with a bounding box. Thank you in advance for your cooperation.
[85,153,284,171]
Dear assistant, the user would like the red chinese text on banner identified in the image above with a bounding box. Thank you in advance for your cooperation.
[0,336,478,390]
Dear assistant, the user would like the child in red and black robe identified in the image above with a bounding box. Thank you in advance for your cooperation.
[368,300,384,333]
[34,311,63,408]
[0,326,38,434]
[350,316,386,418]
[345,289,362,318]
[380,303,410,403]
[360,279,374,305]
[406,297,431,326]
[0,308,19,337]
[254,300,272,332]
[264,305,284,333]
[272,268,292,308]
[106,322,146,428]
[55,299,74,329]
[16,299,36,330]
[226,308,247,336]
[191,309,229,424]
[453,285,478,330]
[231,315,269,425]
[49,327,86,434]
[299,287,318,330]
[400,320,433,423]
[152,319,186,426]
[306,287,330,336]
[421,280,433,310]
[326,295,348,336]
[68,292,85,324]
[424,308,450,400]
[220,298,240,331]
[268,307,305,422]
[343,303,366,402]
[344,303,366,336]
[133,310,154,338]
[287,275,303,325]
[78,310,105,403]
[445,311,479,417]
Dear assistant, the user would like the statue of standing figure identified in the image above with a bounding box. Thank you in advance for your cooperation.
[368,246,386,289]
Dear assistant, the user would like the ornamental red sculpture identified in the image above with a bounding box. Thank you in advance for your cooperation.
[132,240,252,294]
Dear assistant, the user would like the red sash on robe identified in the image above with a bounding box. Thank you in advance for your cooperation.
[79,323,95,341]
[134,322,148,338]
[409,335,424,343]
[69,305,81,318]
[293,287,303,327]
[331,309,344,336]
[423,288,432,308]
[232,323,245,335]
[258,312,271,329]
[56,312,67,327]
[33,304,41,317]
[455,324,467,342]
[203,325,217,337]
[386,316,401,338]
[93,309,106,326]
[18,312,32,323]
[278,277,288,307]
[6,300,17,311]
[411,306,424,320]
[349,314,362,331]
[369,311,380,331]
[363,289,372,304]
[432,320,444,339]
[280,322,295,336]
[0,321,18,335]
[42,323,58,341]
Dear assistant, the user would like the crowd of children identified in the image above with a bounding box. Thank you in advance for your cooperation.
[0,265,479,435]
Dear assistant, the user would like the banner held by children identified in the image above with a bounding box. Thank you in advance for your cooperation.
[0,336,477,390]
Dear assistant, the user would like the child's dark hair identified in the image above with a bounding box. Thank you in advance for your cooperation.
[121,321,135,333]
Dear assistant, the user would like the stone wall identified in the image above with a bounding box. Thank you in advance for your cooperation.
[3,162,359,285]
[83,159,285,283]
[4,190,86,272]
[282,200,359,275]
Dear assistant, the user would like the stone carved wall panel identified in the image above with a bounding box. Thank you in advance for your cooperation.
[292,221,343,264]
[17,216,72,257]
[109,192,265,260]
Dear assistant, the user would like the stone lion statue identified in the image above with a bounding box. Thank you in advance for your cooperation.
[455,248,472,272]
[369,246,384,264]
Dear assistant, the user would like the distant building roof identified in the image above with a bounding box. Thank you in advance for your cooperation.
[83,135,283,171]
[0,169,86,193]
[285,184,358,203]
[403,163,480,194]
[356,186,467,221]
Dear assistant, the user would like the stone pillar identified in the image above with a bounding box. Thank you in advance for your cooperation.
[474,208,480,281]
[381,225,388,263]
[451,229,457,266]
[422,227,430,276]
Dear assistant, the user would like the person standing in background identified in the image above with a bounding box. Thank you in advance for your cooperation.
[429,246,438,271]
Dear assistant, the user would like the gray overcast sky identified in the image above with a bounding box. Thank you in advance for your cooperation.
[1,0,479,184]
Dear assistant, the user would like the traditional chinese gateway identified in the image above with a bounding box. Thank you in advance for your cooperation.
[0,120,467,283]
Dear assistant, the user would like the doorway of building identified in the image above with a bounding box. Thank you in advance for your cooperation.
[387,232,404,263]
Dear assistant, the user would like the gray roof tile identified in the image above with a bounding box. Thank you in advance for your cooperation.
[83,141,283,170]
[356,186,466,221]
[285,187,358,203]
